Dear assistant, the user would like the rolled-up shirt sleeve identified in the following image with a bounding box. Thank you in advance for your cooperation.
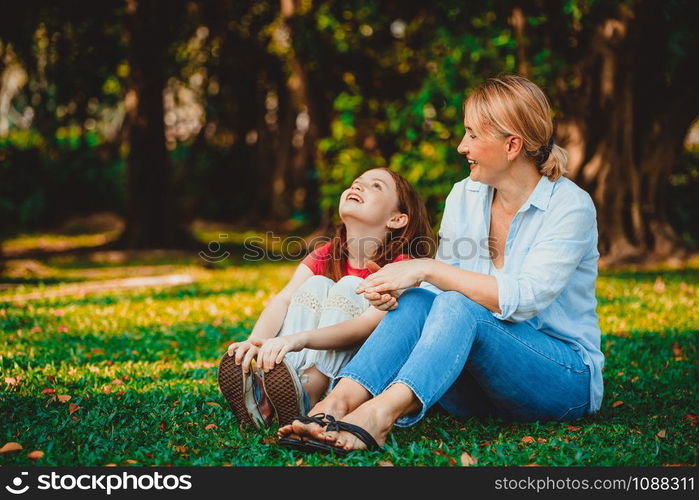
[493,203,597,322]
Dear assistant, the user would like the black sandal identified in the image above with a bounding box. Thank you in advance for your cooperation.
[319,419,382,455]
[278,413,335,452]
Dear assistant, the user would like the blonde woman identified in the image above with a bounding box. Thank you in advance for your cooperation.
[279,75,604,454]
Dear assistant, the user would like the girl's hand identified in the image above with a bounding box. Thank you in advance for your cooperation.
[227,339,262,374]
[258,334,307,372]
[356,259,431,296]
[364,290,399,311]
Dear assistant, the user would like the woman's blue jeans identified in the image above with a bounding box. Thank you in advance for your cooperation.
[337,288,591,426]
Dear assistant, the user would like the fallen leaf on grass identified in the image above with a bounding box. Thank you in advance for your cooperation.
[124,459,138,464]
[684,414,698,426]
[295,458,304,466]
[42,388,55,395]
[56,395,71,403]
[566,426,582,432]
[378,460,394,467]
[69,403,81,415]
[205,402,222,408]
[656,429,667,439]
[4,376,21,386]
[653,277,666,293]
[27,450,44,460]
[0,442,23,454]
[104,463,117,467]
[205,424,217,430]
[103,385,112,394]
[173,446,187,453]
[57,325,68,333]
[612,400,624,408]
[521,436,535,444]
[460,452,477,466]
[524,463,541,467]
[262,437,276,445]
[537,438,547,444]
[112,379,124,386]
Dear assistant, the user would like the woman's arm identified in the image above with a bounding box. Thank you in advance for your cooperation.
[422,261,501,313]
[256,307,387,371]
[358,203,597,321]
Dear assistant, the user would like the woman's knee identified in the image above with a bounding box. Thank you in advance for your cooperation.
[432,291,488,317]
[392,287,437,315]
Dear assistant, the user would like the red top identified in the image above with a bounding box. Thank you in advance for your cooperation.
[302,242,409,279]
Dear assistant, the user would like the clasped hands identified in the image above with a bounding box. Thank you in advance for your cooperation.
[356,258,430,310]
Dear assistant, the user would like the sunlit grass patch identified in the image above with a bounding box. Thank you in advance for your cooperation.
[1,256,697,466]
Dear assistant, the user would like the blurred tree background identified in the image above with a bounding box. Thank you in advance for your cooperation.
[1,0,697,263]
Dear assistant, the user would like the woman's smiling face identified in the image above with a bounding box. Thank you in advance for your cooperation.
[456,118,509,185]
[339,168,401,226]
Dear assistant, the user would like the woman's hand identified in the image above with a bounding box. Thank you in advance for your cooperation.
[356,259,432,297]
[227,339,262,374]
[257,333,307,372]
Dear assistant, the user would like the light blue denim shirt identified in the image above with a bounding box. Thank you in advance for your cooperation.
[421,174,604,413]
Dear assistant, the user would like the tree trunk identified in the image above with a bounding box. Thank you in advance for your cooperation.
[118,0,191,249]
[555,2,698,265]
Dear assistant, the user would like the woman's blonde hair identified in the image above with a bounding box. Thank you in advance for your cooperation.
[463,75,568,180]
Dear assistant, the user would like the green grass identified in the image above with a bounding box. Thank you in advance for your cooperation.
[1,253,697,467]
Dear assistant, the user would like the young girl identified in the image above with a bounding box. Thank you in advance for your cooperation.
[218,167,434,429]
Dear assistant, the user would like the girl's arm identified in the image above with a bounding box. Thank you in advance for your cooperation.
[300,306,386,349]
[228,263,314,371]
[247,263,314,342]
[256,306,386,371]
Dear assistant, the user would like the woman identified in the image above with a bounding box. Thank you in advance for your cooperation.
[278,75,604,453]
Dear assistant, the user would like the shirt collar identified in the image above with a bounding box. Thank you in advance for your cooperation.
[526,175,555,211]
[465,175,555,210]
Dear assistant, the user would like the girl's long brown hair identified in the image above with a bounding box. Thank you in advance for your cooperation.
[320,168,435,282]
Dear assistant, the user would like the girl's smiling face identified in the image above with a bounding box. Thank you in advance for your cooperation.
[339,168,405,228]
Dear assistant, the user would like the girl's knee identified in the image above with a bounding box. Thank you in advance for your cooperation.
[329,275,364,296]
[295,274,334,294]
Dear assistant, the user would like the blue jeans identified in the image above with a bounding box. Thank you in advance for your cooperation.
[337,288,591,427]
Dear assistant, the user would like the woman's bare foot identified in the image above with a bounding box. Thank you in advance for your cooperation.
[319,398,395,450]
[277,393,349,441]
[278,378,374,442]
[321,382,420,451]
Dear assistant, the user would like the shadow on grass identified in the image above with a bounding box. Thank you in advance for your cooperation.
[600,267,699,283]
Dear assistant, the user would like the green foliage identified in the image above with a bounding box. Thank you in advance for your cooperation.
[1,256,697,466]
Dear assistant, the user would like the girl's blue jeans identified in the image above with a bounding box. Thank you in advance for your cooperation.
[337,288,591,426]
